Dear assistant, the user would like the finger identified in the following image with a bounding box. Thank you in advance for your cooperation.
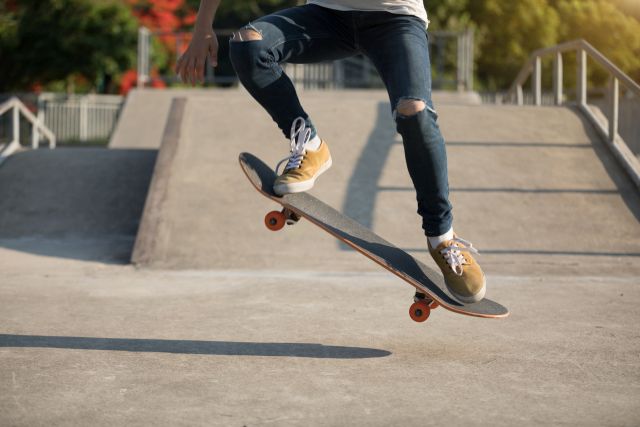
[191,58,199,86]
[177,58,187,83]
[186,58,195,85]
[195,57,204,83]
[209,51,218,68]
[209,40,219,68]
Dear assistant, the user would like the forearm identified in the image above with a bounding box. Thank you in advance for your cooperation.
[194,0,222,34]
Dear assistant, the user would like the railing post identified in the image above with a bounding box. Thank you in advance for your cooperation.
[467,28,475,91]
[137,27,150,88]
[553,52,563,105]
[577,48,587,105]
[79,96,88,142]
[12,101,20,145]
[33,97,43,149]
[609,77,619,143]
[532,56,542,106]
[516,85,524,106]
[31,122,38,149]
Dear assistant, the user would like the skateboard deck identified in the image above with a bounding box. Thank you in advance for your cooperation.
[239,152,509,323]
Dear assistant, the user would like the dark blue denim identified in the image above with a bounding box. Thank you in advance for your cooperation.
[229,4,453,237]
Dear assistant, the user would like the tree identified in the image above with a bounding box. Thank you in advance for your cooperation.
[184,0,300,28]
[553,0,640,84]
[0,0,138,93]
[424,0,472,31]
[466,0,560,90]
[126,0,300,88]
[611,0,640,22]
[426,0,640,90]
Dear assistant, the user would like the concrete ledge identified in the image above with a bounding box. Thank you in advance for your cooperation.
[131,98,187,266]
[579,103,640,192]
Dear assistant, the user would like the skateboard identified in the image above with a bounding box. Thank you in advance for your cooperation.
[239,152,509,323]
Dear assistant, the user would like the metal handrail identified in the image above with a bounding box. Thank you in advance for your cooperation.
[506,39,640,191]
[508,39,640,103]
[0,97,56,164]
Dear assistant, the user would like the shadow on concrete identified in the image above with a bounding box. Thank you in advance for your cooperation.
[446,141,593,149]
[342,102,398,230]
[379,186,621,195]
[0,334,391,359]
[402,248,640,257]
[0,148,156,263]
[574,106,640,224]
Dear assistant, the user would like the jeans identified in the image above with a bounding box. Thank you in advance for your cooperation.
[229,4,453,237]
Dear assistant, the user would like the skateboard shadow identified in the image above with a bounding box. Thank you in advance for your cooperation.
[0,334,391,359]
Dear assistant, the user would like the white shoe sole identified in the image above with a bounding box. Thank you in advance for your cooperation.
[273,157,332,195]
[448,275,486,304]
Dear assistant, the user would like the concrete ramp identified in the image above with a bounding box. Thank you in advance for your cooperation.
[0,148,156,263]
[130,90,640,276]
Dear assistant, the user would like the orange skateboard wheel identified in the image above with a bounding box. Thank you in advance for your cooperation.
[428,300,439,309]
[409,301,431,323]
[264,210,286,231]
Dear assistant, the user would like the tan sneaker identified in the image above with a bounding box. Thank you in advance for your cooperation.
[428,235,486,303]
[274,118,332,195]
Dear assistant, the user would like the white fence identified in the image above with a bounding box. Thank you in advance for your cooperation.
[138,27,475,90]
[37,93,124,143]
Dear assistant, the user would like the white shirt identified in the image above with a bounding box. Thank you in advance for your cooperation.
[307,0,429,26]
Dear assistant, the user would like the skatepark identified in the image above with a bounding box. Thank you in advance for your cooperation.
[1,85,639,425]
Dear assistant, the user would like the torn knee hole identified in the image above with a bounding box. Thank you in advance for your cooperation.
[232,29,263,42]
[396,100,426,117]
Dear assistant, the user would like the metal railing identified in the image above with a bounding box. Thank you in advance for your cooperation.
[137,26,475,90]
[37,93,123,143]
[506,39,640,190]
[0,97,56,164]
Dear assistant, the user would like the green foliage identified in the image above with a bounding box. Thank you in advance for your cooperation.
[425,0,640,89]
[184,0,300,28]
[465,0,560,90]
[424,0,471,31]
[554,0,640,84]
[2,0,638,92]
[611,0,640,21]
[0,0,138,92]
[0,3,18,48]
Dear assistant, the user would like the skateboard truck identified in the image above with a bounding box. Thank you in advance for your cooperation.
[264,208,300,231]
[410,292,440,323]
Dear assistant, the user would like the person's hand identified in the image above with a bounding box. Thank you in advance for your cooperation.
[175,29,218,85]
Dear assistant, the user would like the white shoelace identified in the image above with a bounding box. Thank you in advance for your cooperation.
[439,237,479,276]
[276,117,311,174]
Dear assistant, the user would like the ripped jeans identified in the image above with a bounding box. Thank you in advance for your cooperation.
[229,4,453,237]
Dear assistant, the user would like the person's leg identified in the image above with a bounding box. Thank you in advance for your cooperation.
[359,13,485,303]
[358,13,452,239]
[229,5,357,139]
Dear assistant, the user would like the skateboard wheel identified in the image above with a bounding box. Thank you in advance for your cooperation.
[265,211,286,231]
[409,301,431,323]
[428,300,439,309]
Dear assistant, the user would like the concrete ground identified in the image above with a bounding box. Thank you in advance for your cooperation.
[1,89,639,426]
[1,263,639,426]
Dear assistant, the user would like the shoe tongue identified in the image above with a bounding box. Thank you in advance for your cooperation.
[441,240,462,253]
